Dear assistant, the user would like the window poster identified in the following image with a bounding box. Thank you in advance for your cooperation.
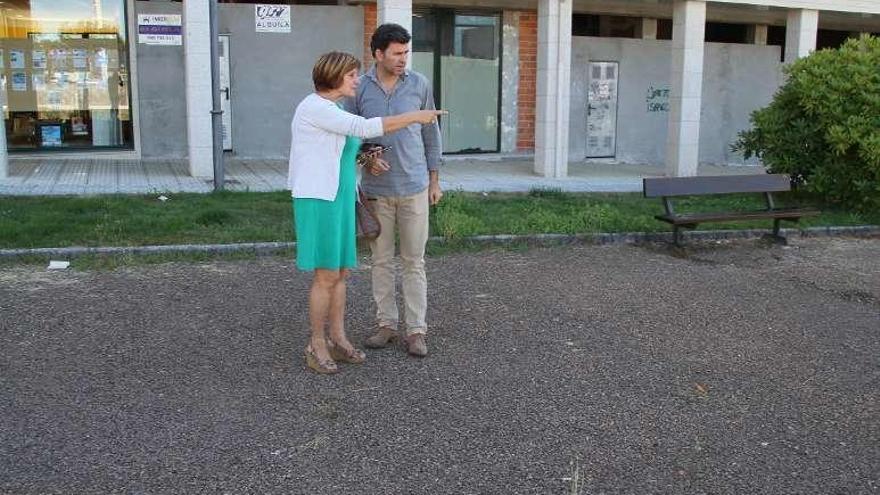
[95,48,108,70]
[72,49,87,69]
[32,50,47,69]
[50,48,68,67]
[11,72,27,91]
[47,91,62,106]
[41,125,63,147]
[32,33,60,43]
[71,117,88,135]
[10,49,25,69]
[33,72,46,90]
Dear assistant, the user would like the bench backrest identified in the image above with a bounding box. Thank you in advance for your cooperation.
[643,174,792,198]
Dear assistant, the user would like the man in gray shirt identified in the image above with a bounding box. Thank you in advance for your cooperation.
[345,23,442,357]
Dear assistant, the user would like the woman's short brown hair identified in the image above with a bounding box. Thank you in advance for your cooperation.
[312,51,361,92]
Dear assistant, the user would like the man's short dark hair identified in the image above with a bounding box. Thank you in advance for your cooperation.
[370,23,411,58]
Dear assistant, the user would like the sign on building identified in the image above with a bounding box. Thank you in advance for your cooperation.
[255,5,292,33]
[137,15,182,45]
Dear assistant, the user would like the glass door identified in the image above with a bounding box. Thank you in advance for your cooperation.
[413,10,500,153]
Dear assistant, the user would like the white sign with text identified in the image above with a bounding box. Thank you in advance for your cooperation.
[138,14,183,45]
[255,5,291,33]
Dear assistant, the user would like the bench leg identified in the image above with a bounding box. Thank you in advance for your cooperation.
[673,226,682,247]
[761,218,788,245]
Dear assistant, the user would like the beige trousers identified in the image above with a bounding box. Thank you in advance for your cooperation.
[368,188,429,336]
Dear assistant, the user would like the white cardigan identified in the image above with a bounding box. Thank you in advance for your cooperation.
[287,93,384,200]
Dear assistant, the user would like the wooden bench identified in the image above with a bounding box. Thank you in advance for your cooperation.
[643,174,820,246]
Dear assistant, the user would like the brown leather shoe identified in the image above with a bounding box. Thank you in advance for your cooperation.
[364,326,399,349]
[403,333,428,357]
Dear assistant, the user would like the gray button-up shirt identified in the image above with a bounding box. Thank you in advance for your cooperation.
[344,66,442,197]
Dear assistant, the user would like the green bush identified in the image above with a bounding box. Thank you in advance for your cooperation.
[734,35,880,211]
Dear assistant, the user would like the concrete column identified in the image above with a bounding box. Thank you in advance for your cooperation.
[642,18,659,40]
[752,24,769,45]
[183,0,214,178]
[377,0,412,68]
[500,11,520,153]
[534,0,572,178]
[665,0,706,178]
[785,9,818,63]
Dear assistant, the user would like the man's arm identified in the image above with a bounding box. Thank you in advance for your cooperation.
[421,79,443,205]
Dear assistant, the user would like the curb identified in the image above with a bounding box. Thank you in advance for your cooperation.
[1,225,878,260]
[0,241,297,260]
[432,225,880,246]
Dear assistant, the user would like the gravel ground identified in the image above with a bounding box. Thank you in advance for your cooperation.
[1,237,878,494]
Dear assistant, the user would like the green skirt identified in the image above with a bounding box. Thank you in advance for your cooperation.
[293,135,361,271]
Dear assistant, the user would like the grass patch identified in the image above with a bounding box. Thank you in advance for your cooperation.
[1,190,877,251]
[0,190,293,249]
[429,190,879,238]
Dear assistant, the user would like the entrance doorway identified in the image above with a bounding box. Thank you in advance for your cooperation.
[586,61,619,158]
[218,34,233,151]
[412,10,501,153]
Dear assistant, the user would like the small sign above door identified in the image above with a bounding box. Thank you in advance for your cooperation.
[255,5,291,33]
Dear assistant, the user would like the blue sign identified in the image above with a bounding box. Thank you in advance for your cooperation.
[41,125,62,147]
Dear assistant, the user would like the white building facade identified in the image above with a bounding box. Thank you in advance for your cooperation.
[0,0,878,181]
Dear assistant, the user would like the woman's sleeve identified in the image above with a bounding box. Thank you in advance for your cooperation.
[305,101,384,139]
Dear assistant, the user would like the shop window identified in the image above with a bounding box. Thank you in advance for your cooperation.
[572,15,641,39]
[572,14,600,37]
[767,25,786,47]
[657,19,673,40]
[705,22,750,44]
[600,16,640,38]
[0,0,133,151]
[767,25,786,61]
[218,0,339,4]
[817,29,860,50]
[155,1,340,4]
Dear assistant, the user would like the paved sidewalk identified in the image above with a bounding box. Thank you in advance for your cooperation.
[0,156,764,195]
[1,237,877,493]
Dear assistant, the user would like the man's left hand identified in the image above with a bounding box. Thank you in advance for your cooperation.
[429,181,443,206]
[368,158,391,176]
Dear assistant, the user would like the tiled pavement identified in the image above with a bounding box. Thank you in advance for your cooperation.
[0,155,765,196]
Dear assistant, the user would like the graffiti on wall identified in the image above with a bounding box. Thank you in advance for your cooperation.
[646,85,670,113]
